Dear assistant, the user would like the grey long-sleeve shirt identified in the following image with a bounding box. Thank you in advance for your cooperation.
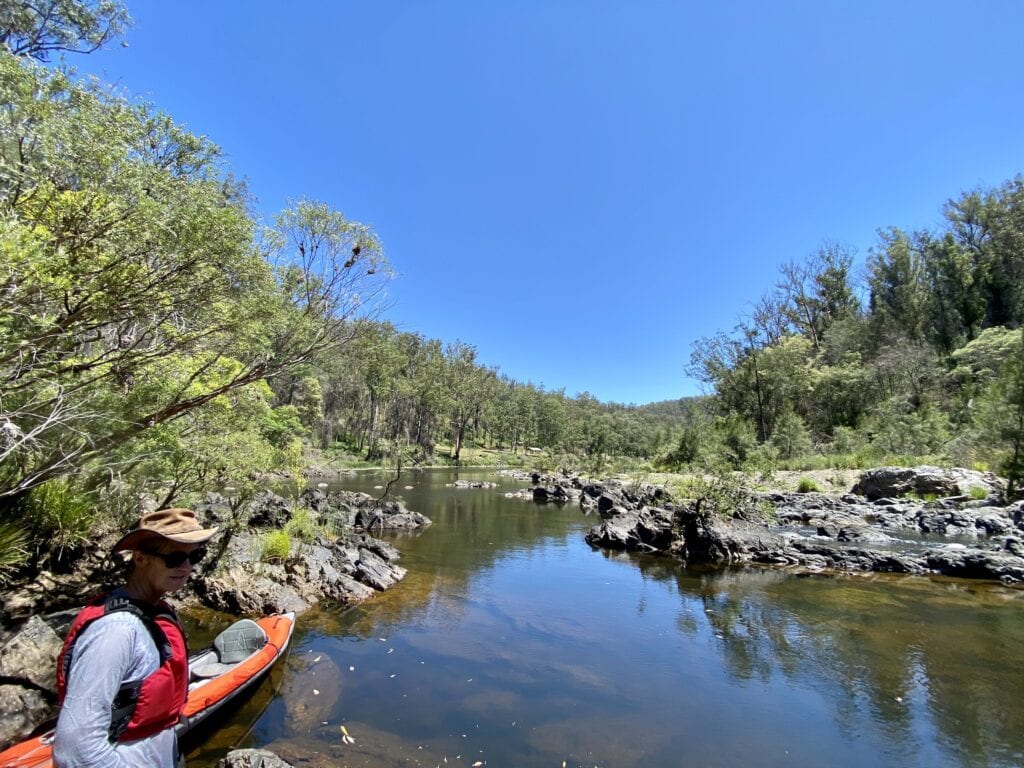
[53,605,179,768]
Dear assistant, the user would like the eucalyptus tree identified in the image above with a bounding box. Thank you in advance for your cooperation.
[943,179,1024,329]
[0,0,129,60]
[919,232,985,354]
[866,227,929,347]
[0,54,389,502]
[776,243,861,348]
[351,322,404,458]
[442,342,482,461]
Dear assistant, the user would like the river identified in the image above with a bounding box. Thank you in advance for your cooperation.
[186,468,1024,768]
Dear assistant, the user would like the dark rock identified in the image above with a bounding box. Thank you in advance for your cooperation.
[532,486,558,504]
[671,507,784,564]
[354,547,407,591]
[246,491,294,528]
[585,507,674,552]
[924,546,1024,583]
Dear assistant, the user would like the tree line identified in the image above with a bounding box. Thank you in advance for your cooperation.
[680,182,1024,494]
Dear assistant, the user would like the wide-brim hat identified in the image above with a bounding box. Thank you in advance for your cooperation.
[112,508,219,553]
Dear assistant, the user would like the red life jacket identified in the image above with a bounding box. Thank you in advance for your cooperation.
[57,593,189,742]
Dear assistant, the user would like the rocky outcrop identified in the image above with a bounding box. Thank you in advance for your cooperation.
[217,749,295,768]
[851,466,1004,501]
[579,470,1024,586]
[198,489,432,534]
[584,506,674,552]
[193,532,406,615]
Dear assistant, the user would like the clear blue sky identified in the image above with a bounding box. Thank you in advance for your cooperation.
[84,1,1024,405]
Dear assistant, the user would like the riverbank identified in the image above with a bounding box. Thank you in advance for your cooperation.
[0,486,431,751]
[520,465,1024,584]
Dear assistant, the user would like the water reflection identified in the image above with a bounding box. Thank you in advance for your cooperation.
[187,469,1024,768]
[632,556,1024,768]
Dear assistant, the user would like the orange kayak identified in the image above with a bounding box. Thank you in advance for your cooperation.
[0,612,296,768]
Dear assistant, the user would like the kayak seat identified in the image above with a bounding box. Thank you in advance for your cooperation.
[190,619,268,679]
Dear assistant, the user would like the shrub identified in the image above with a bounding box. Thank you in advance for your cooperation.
[672,470,768,522]
[969,485,988,501]
[260,530,291,562]
[22,478,97,554]
[284,508,317,541]
[796,477,822,493]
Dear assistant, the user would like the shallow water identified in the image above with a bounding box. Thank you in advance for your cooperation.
[186,468,1024,768]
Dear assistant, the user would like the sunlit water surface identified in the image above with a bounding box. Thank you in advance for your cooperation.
[186,468,1024,768]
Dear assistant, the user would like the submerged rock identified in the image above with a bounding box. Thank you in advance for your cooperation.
[217,749,295,768]
[447,479,498,489]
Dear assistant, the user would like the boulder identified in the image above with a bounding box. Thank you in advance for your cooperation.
[672,508,784,564]
[245,491,295,528]
[532,485,571,504]
[334,493,431,531]
[0,684,51,752]
[0,616,64,750]
[851,466,1004,501]
[447,480,498,489]
[585,507,674,552]
[0,616,62,691]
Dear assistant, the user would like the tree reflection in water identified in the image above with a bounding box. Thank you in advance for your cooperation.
[634,555,1024,767]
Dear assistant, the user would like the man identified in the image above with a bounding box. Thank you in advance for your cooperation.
[53,508,218,768]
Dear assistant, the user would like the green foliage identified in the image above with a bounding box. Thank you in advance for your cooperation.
[0,0,130,60]
[260,530,291,563]
[710,414,758,469]
[969,485,988,501]
[261,405,306,449]
[20,478,97,552]
[0,51,389,510]
[673,470,767,522]
[796,477,822,493]
[973,332,1024,495]
[280,438,307,497]
[863,398,949,457]
[284,507,317,541]
[770,405,813,460]
[0,521,28,582]
[660,423,706,469]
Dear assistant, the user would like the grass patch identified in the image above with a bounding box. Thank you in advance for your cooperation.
[0,522,28,583]
[260,530,291,563]
[284,507,317,541]
[969,485,989,501]
[796,477,822,493]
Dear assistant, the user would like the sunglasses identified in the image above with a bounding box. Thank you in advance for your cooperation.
[142,547,207,568]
